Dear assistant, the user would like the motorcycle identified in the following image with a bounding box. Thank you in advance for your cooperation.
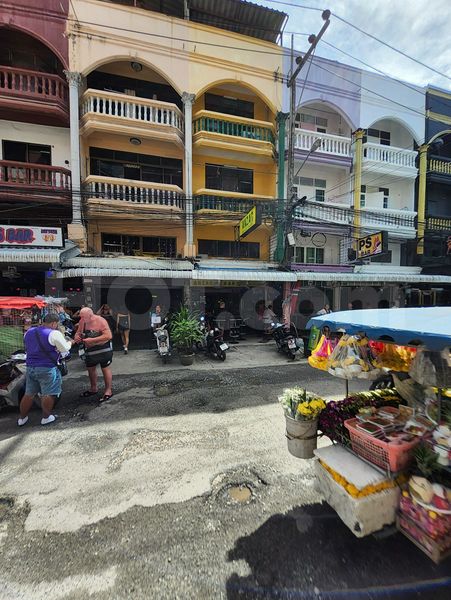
[154,317,171,364]
[207,326,229,361]
[0,351,26,408]
[271,321,304,360]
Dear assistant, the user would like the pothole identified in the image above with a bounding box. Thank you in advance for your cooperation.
[227,484,253,503]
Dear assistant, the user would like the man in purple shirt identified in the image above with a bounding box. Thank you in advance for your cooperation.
[18,313,73,427]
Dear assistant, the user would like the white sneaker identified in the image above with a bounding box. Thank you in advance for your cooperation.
[17,416,29,427]
[41,414,57,426]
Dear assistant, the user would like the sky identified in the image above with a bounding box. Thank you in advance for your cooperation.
[258,0,451,91]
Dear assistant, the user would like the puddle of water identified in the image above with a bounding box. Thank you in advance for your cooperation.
[227,485,252,503]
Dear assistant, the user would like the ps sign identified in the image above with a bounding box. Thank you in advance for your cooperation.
[356,231,387,259]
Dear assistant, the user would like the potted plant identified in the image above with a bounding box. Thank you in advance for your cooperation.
[170,306,203,366]
[279,387,326,458]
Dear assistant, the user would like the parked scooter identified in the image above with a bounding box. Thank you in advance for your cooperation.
[0,351,26,408]
[271,321,304,360]
[154,317,171,364]
[206,326,229,361]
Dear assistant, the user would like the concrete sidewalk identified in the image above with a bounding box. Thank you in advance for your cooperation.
[67,338,306,378]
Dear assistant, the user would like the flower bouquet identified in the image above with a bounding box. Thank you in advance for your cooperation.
[279,388,326,459]
[279,387,326,421]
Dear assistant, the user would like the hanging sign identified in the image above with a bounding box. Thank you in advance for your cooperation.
[0,225,63,248]
[239,205,262,239]
[356,231,387,259]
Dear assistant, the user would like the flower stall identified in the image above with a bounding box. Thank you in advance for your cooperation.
[293,307,451,562]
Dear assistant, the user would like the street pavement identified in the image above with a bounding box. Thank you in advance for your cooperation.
[0,342,450,599]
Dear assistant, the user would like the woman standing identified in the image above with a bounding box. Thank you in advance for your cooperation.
[116,308,131,354]
[97,304,115,335]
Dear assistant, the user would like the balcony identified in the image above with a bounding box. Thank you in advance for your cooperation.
[80,90,184,146]
[194,190,276,217]
[84,175,184,220]
[362,143,417,179]
[426,216,451,231]
[428,157,451,184]
[294,129,352,167]
[0,66,68,126]
[0,160,71,204]
[193,110,275,160]
[296,200,417,237]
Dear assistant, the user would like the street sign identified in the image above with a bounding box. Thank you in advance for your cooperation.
[356,231,387,259]
[239,205,262,238]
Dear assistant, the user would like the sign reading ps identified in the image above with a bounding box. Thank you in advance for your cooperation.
[356,231,387,259]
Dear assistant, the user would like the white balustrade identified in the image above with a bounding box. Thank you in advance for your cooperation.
[81,89,184,132]
[363,143,417,169]
[297,200,416,233]
[85,176,184,209]
[294,129,351,157]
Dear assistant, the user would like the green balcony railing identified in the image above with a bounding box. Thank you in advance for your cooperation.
[193,117,274,144]
[194,194,276,216]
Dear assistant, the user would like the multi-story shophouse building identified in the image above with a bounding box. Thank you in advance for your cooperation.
[416,86,451,302]
[56,0,289,328]
[283,53,451,325]
[0,1,79,295]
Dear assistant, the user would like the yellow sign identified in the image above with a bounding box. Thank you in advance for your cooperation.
[357,231,387,259]
[239,205,261,238]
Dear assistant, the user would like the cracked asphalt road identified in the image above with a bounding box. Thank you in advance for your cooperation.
[0,357,450,599]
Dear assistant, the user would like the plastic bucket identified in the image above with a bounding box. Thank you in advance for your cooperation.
[285,415,318,459]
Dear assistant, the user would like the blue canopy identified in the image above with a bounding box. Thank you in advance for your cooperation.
[307,307,451,351]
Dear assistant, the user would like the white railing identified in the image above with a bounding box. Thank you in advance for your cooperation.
[294,128,351,157]
[84,175,185,209]
[363,143,417,169]
[81,89,184,132]
[297,200,416,233]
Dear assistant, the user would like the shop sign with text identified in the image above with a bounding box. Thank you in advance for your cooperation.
[356,231,387,259]
[0,226,63,248]
[239,205,262,238]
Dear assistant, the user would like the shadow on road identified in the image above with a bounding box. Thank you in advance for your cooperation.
[225,503,451,600]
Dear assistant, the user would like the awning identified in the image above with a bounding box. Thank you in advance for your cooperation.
[307,307,451,351]
[57,255,193,279]
[295,272,451,284]
[0,241,80,264]
[193,269,296,282]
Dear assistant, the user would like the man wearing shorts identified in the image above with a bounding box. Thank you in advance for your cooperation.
[75,307,113,402]
[18,313,73,426]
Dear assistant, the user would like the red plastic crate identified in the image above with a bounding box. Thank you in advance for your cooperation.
[344,418,421,472]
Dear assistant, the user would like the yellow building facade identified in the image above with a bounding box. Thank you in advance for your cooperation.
[67,0,284,262]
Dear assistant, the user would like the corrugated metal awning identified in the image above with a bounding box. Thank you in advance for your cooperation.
[56,268,190,279]
[63,256,193,271]
[0,241,80,264]
[193,269,296,282]
[295,272,451,284]
[189,0,287,43]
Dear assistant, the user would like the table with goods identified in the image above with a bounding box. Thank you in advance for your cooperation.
[279,308,451,563]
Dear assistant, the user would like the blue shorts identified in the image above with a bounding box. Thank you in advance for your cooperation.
[25,366,62,397]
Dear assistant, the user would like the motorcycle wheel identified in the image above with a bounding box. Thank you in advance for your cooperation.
[218,350,226,361]
[162,355,168,364]
[369,374,394,390]
[289,351,296,360]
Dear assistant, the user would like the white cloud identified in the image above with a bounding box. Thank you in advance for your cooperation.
[260,0,451,90]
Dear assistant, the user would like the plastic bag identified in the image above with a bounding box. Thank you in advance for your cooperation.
[370,341,416,372]
[308,335,336,371]
[327,335,382,380]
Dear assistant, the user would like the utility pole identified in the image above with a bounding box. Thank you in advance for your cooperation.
[274,10,330,264]
[286,10,331,198]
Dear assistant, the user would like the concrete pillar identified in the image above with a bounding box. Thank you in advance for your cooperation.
[352,129,365,240]
[417,144,429,255]
[64,70,87,250]
[182,92,196,258]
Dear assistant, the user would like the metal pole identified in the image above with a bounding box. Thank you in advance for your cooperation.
[274,112,289,262]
